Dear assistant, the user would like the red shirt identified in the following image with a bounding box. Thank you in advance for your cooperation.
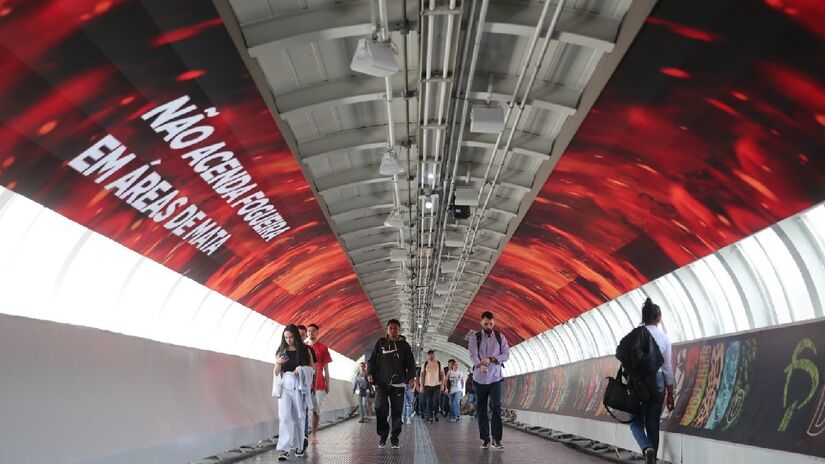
[308,342,332,391]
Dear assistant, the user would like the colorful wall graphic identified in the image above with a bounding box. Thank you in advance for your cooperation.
[0,0,383,357]
[453,0,825,345]
[503,319,825,457]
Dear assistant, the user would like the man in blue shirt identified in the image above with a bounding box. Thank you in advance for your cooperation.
[468,311,510,450]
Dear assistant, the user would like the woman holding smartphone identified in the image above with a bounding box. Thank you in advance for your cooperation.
[274,324,315,461]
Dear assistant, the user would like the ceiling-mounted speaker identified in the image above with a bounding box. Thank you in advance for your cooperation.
[444,231,464,248]
[384,209,405,228]
[470,105,505,134]
[452,204,471,219]
[379,149,405,176]
[350,38,399,77]
[454,187,478,206]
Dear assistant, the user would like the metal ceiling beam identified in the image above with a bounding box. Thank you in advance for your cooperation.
[276,71,415,119]
[327,191,399,217]
[349,240,412,257]
[245,0,417,55]
[469,75,580,116]
[462,131,553,160]
[299,124,409,163]
[300,125,552,165]
[484,1,619,52]
[243,0,616,57]
[316,165,531,195]
[279,71,575,122]
[344,231,412,251]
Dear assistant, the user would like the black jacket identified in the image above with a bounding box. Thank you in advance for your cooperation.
[367,336,416,387]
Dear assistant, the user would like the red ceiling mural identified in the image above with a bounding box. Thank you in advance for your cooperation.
[0,0,383,358]
[452,0,825,346]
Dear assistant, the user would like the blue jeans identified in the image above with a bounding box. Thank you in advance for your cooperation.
[358,395,369,419]
[402,387,415,419]
[630,373,666,453]
[450,392,462,419]
[475,381,502,442]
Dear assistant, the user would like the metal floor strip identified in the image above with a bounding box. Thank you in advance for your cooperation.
[413,416,439,464]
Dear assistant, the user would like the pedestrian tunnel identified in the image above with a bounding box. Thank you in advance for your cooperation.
[1,0,825,463]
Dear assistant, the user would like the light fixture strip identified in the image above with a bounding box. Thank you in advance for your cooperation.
[438,0,567,334]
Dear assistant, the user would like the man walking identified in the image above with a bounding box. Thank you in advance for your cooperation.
[469,311,510,450]
[367,319,416,449]
[418,350,443,423]
[305,323,332,444]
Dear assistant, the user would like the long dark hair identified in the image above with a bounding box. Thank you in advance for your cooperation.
[278,324,310,366]
[641,298,662,325]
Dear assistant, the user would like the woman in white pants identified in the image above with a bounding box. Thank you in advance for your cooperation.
[274,324,316,461]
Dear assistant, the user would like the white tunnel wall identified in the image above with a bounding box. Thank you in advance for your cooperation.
[0,186,356,379]
[0,186,358,464]
[506,202,825,376]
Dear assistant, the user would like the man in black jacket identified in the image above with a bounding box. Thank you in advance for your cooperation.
[367,319,417,449]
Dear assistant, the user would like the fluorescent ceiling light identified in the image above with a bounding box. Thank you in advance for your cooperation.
[423,193,438,210]
[350,38,399,77]
[379,149,405,176]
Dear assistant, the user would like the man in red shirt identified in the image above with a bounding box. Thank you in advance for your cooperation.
[306,323,332,444]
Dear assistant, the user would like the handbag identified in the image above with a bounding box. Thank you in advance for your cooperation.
[272,371,283,398]
[603,366,641,423]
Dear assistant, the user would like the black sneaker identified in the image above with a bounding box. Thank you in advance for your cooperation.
[492,441,504,450]
[644,447,656,464]
[434,416,439,422]
[378,438,387,448]
[303,437,308,450]
[391,438,399,449]
[277,450,289,461]
[295,448,305,457]
[481,440,489,449]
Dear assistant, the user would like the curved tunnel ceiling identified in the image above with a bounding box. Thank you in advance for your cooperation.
[452,0,825,345]
[0,0,383,358]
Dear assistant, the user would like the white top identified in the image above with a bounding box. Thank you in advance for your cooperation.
[447,369,466,395]
[645,324,674,386]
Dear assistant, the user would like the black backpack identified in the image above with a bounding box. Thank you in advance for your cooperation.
[475,331,505,368]
[615,326,663,402]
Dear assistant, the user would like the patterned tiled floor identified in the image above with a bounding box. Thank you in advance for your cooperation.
[242,415,607,463]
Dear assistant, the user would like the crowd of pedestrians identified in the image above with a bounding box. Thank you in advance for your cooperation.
[273,298,674,464]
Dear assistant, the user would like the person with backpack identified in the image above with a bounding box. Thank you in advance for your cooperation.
[464,372,476,416]
[619,298,675,464]
[468,311,510,450]
[366,319,416,449]
[418,350,444,423]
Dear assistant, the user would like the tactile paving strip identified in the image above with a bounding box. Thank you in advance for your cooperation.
[242,416,608,463]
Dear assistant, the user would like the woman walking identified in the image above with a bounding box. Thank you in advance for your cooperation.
[630,299,674,464]
[274,325,316,461]
[353,362,374,423]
